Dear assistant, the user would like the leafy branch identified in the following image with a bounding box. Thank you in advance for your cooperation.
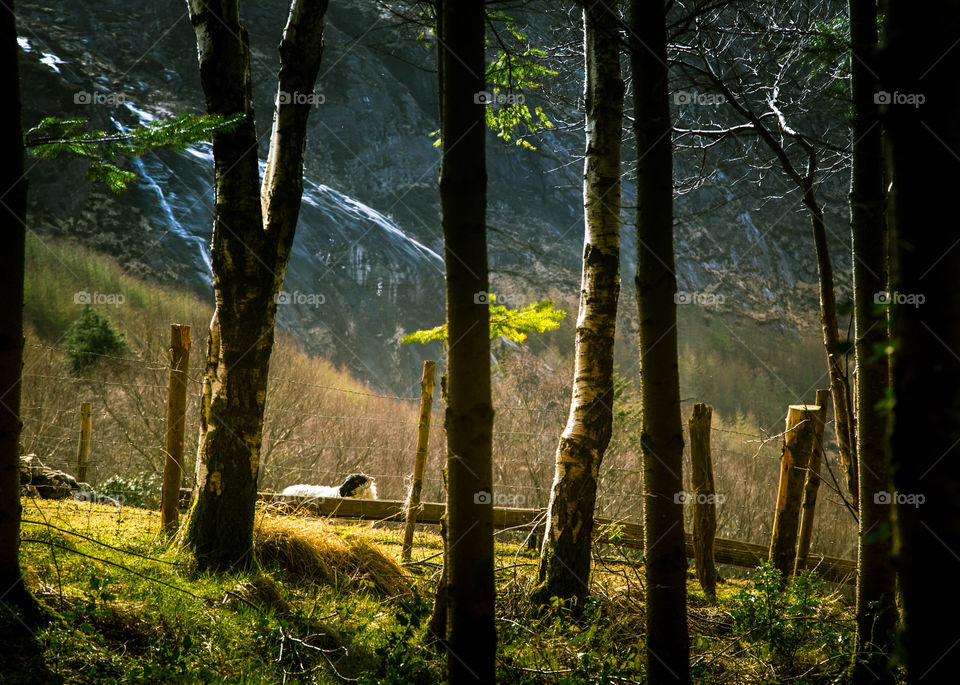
[24,113,243,192]
[402,299,566,345]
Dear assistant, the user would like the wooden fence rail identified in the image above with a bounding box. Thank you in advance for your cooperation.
[178,489,856,584]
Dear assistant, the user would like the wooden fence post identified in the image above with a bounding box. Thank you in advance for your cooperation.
[402,360,436,562]
[794,389,829,575]
[689,402,717,601]
[769,403,819,583]
[161,324,191,535]
[76,402,92,483]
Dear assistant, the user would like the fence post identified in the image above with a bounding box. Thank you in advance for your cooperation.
[161,324,191,534]
[402,360,436,561]
[794,389,829,575]
[689,402,717,602]
[768,403,819,584]
[76,402,92,483]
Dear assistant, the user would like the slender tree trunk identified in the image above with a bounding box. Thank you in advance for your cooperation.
[849,0,897,681]
[880,1,960,680]
[532,0,622,609]
[184,0,328,572]
[437,1,496,681]
[802,187,858,506]
[631,1,690,682]
[0,0,37,621]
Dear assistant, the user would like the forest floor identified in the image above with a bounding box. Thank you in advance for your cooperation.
[2,499,862,684]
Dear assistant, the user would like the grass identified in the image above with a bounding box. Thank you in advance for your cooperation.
[7,498,859,684]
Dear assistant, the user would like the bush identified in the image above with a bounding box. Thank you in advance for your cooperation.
[97,472,161,509]
[63,305,126,372]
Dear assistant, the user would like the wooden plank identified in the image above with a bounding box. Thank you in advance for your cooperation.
[178,488,856,584]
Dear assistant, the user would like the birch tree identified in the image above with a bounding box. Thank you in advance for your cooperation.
[183,0,329,571]
[531,0,623,609]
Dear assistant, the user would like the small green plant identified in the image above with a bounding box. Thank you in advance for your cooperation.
[731,562,850,668]
[63,304,127,372]
[97,472,161,509]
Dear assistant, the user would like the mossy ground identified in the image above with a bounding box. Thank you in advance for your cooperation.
[5,498,859,684]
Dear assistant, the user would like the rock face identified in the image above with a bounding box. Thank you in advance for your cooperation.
[16,0,850,392]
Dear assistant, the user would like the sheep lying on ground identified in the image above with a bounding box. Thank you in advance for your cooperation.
[279,473,378,501]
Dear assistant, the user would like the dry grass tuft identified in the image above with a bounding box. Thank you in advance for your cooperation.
[254,514,410,597]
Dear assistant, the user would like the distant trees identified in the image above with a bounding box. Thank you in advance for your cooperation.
[631,0,690,681]
[435,0,497,681]
[532,0,623,609]
[881,0,960,679]
[183,0,329,571]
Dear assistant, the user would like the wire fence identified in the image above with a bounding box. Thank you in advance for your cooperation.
[19,340,858,562]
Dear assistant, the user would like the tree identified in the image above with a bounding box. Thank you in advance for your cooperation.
[673,3,859,507]
[183,0,328,571]
[531,0,622,609]
[848,0,897,680]
[436,0,496,681]
[631,0,690,681]
[0,0,39,625]
[880,0,960,679]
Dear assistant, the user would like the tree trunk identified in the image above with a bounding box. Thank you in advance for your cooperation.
[802,188,858,507]
[437,1,496,682]
[880,1,960,680]
[689,403,716,602]
[532,0,622,609]
[184,0,328,572]
[631,0,690,681]
[849,0,897,680]
[0,0,36,621]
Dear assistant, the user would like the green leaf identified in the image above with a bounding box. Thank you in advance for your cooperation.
[401,299,565,345]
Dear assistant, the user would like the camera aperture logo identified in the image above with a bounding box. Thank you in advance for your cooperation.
[874,90,925,108]
[675,291,725,307]
[474,490,526,507]
[674,490,725,505]
[474,90,525,106]
[277,90,325,106]
[74,290,125,307]
[473,291,525,306]
[74,90,125,106]
[673,90,726,106]
[874,291,924,307]
[275,291,326,308]
[874,490,924,507]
